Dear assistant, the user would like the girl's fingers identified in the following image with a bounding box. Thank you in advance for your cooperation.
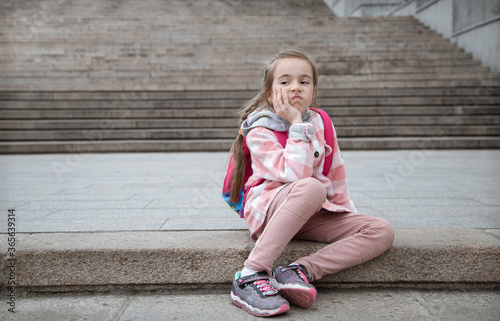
[274,88,282,110]
[273,88,297,122]
[272,89,277,109]
[280,88,288,109]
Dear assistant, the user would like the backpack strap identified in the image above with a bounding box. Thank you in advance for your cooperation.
[273,130,288,147]
[311,108,334,177]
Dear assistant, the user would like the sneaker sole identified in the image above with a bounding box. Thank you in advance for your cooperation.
[230,291,289,317]
[269,280,317,309]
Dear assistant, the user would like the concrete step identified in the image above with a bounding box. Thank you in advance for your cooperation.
[4,79,498,91]
[1,69,492,80]
[0,33,456,45]
[1,74,496,91]
[0,52,483,63]
[0,109,238,119]
[1,136,500,154]
[2,126,499,142]
[340,136,500,149]
[0,29,454,38]
[320,96,500,106]
[0,106,498,120]
[332,115,500,126]
[2,74,493,84]
[1,51,477,66]
[0,128,238,141]
[0,40,461,51]
[1,105,498,118]
[323,106,500,116]
[0,91,254,101]
[4,41,462,57]
[2,57,480,72]
[0,0,499,152]
[0,16,432,26]
[3,229,499,292]
[0,119,238,130]
[0,50,480,63]
[0,139,235,153]
[1,115,498,130]
[0,60,487,77]
[320,79,500,89]
[1,88,499,101]
[1,65,491,78]
[0,100,245,110]
[339,125,500,137]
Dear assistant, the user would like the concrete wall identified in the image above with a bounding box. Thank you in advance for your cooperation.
[410,0,454,38]
[323,0,344,16]
[453,17,500,73]
[325,0,500,72]
[324,0,400,16]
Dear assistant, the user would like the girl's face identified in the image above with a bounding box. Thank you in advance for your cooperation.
[269,58,316,117]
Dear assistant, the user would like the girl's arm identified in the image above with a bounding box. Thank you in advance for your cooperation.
[246,124,315,183]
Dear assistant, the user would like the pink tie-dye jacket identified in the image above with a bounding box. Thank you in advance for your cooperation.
[242,109,356,241]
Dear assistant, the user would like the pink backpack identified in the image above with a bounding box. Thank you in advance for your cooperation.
[222,108,335,218]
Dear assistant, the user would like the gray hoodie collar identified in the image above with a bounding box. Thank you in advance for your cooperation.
[240,107,311,137]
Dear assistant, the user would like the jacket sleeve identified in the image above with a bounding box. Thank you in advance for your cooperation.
[245,124,316,183]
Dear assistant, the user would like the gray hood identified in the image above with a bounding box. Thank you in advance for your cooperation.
[240,108,311,137]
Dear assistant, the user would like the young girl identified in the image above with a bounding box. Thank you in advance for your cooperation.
[228,49,394,317]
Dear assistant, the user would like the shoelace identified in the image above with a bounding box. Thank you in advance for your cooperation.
[295,268,309,283]
[253,279,278,296]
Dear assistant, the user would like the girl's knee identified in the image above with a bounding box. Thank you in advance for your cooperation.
[373,218,395,249]
[287,178,327,217]
[295,177,327,200]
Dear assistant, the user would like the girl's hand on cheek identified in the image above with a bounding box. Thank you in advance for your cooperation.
[273,88,302,125]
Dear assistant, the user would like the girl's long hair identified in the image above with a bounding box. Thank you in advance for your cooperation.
[228,49,319,203]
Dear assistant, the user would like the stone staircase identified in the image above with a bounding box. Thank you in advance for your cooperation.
[0,0,499,153]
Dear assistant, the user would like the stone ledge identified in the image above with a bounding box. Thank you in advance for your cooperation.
[2,137,500,154]
[2,229,499,292]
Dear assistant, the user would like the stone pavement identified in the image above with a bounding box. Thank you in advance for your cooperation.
[1,288,499,321]
[1,150,499,232]
[0,150,499,319]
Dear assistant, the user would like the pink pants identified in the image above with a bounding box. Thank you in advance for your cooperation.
[244,177,395,281]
